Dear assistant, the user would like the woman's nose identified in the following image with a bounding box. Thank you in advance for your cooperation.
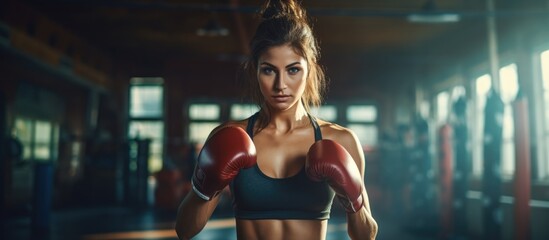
[274,73,287,91]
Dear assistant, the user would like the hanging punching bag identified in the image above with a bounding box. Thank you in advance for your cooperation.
[438,123,454,238]
[512,92,531,240]
[483,88,504,240]
[452,96,469,236]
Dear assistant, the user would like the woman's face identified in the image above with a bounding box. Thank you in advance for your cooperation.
[257,44,308,112]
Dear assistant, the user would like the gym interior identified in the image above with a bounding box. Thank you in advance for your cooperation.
[1,0,549,239]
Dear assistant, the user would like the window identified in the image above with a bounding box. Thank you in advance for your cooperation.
[543,50,549,129]
[130,86,163,118]
[13,118,33,160]
[472,74,492,176]
[188,102,259,145]
[345,104,378,148]
[186,101,379,150]
[539,50,549,179]
[499,64,519,178]
[128,77,165,173]
[128,121,164,171]
[451,86,466,99]
[347,124,378,147]
[311,105,337,121]
[11,117,59,162]
[190,104,220,120]
[346,105,376,122]
[436,91,450,125]
[189,122,220,144]
[469,64,519,178]
[188,103,221,145]
[34,121,52,160]
[230,104,259,120]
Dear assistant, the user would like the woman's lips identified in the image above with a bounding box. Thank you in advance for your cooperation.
[272,95,291,102]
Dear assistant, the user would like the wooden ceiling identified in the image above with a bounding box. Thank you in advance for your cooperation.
[17,1,482,58]
[13,0,549,89]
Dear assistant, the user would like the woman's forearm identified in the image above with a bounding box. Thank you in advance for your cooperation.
[347,190,378,240]
[175,191,220,240]
[347,207,378,240]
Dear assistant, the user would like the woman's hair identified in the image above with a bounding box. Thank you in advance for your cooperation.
[241,0,327,130]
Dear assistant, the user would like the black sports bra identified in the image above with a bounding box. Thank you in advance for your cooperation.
[230,112,335,220]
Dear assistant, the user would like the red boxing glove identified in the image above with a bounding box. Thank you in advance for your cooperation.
[306,139,364,213]
[192,126,257,201]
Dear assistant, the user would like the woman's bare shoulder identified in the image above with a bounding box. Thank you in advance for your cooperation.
[208,119,249,137]
[317,119,356,143]
[223,119,248,130]
[316,119,365,174]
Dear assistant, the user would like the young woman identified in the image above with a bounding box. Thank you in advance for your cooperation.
[175,1,378,239]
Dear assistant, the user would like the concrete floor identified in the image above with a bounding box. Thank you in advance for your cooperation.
[3,204,443,240]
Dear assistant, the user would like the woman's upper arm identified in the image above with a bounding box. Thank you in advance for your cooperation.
[332,127,366,178]
[207,121,248,141]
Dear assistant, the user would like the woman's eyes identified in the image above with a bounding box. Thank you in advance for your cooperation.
[288,67,300,74]
[261,67,274,75]
[260,67,300,75]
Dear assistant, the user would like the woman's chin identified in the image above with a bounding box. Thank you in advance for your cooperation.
[268,101,295,112]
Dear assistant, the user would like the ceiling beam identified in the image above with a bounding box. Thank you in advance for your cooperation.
[24,0,549,18]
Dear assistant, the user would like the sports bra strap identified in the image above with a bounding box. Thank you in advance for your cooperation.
[246,112,259,138]
[308,114,322,142]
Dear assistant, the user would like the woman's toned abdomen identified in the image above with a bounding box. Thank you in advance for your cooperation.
[236,219,327,240]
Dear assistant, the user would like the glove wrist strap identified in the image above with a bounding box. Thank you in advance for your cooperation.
[191,178,211,201]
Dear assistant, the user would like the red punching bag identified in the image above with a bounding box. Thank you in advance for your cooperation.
[438,123,453,238]
[512,95,531,240]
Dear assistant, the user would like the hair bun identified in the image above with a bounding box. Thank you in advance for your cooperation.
[260,0,306,21]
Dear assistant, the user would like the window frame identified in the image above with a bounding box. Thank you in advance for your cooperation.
[498,63,519,179]
[186,100,225,146]
[185,100,379,150]
[127,77,166,173]
[533,47,549,180]
[470,73,492,177]
[341,101,379,149]
[11,116,60,162]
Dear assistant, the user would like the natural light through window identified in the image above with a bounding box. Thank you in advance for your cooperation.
[130,86,163,118]
[499,64,519,103]
[189,104,220,120]
[436,91,449,125]
[128,77,165,173]
[311,105,337,121]
[541,50,549,129]
[499,64,518,177]
[346,105,378,148]
[128,121,164,172]
[476,74,492,99]
[540,50,549,179]
[13,118,33,160]
[346,105,377,122]
[230,104,259,120]
[189,103,222,145]
[34,120,51,161]
[189,122,220,144]
[347,124,378,147]
[472,74,492,176]
[451,86,466,100]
